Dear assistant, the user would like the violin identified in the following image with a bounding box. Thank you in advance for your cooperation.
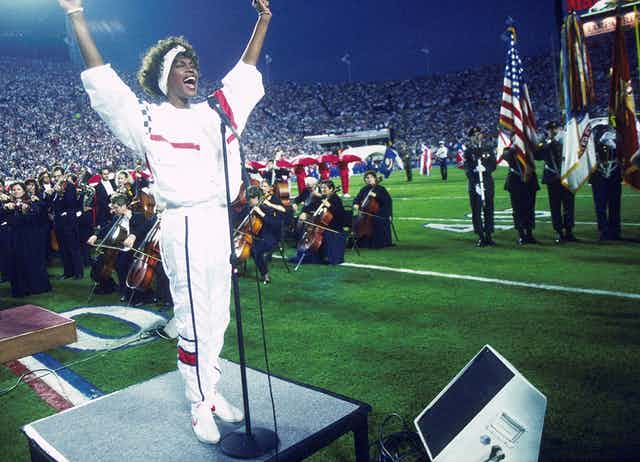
[126,216,162,291]
[353,187,381,240]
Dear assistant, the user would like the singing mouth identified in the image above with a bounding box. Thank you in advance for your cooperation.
[183,76,197,90]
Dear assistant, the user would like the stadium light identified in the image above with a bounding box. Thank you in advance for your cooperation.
[420,47,430,75]
[264,53,272,84]
[341,53,352,82]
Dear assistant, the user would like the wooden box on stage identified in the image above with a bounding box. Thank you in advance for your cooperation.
[0,305,76,363]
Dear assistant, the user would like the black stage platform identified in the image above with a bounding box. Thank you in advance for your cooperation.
[23,359,371,461]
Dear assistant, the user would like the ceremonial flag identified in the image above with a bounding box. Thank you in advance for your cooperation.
[420,144,432,176]
[498,23,538,181]
[380,146,399,178]
[560,13,597,192]
[496,130,513,164]
[609,13,640,190]
[567,0,598,12]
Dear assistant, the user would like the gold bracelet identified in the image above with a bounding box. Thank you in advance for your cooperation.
[67,7,84,16]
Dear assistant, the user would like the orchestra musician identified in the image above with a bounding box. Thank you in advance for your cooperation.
[37,170,56,259]
[95,167,116,228]
[292,176,319,213]
[61,0,271,443]
[352,171,393,248]
[262,158,289,186]
[87,193,153,302]
[1,181,51,297]
[296,180,347,265]
[241,183,286,284]
[52,168,84,279]
[0,186,10,283]
[115,169,135,201]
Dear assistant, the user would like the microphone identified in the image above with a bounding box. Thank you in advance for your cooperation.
[207,93,240,141]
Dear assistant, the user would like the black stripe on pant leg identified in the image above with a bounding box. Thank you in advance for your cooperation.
[184,216,205,402]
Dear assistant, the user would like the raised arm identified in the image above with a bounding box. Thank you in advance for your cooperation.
[241,0,272,66]
[58,0,104,69]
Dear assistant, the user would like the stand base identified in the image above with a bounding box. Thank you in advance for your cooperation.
[220,427,279,459]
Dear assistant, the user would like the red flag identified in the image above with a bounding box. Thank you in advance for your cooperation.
[567,0,597,12]
[609,14,640,190]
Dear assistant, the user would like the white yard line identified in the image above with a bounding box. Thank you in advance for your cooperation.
[395,193,638,201]
[341,262,640,300]
[397,217,640,226]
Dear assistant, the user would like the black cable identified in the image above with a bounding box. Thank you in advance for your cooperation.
[254,263,280,460]
[372,413,425,462]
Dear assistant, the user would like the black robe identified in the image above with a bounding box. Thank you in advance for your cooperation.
[352,184,393,248]
[5,201,51,297]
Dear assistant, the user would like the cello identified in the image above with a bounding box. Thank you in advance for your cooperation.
[352,188,381,241]
[130,189,156,220]
[233,187,269,263]
[90,215,128,285]
[273,181,291,207]
[233,210,264,263]
[126,216,162,291]
[296,197,333,254]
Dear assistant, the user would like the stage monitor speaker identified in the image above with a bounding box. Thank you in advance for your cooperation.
[414,345,546,462]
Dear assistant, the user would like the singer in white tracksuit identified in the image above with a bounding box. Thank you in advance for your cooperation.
[60,0,272,444]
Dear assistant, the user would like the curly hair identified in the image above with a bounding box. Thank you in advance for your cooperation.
[137,36,199,99]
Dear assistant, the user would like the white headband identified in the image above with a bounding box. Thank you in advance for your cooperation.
[158,45,186,97]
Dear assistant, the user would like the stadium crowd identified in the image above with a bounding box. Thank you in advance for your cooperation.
[0,34,626,182]
[1,53,562,181]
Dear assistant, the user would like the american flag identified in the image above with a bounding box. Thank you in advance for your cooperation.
[498,26,538,179]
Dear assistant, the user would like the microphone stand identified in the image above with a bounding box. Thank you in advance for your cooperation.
[212,99,279,458]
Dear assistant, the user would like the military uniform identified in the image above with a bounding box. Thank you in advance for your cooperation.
[590,135,622,241]
[535,137,576,242]
[503,148,540,244]
[463,144,497,245]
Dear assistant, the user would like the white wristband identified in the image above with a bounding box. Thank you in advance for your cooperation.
[67,7,84,16]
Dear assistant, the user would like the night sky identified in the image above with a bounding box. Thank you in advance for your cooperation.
[0,0,559,83]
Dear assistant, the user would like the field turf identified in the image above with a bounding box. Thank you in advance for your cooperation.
[1,167,639,461]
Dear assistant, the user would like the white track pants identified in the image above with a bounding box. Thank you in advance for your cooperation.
[160,204,232,405]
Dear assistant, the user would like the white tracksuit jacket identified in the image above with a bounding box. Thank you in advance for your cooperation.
[81,60,264,405]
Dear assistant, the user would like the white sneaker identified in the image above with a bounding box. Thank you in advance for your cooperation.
[211,392,244,423]
[191,401,220,444]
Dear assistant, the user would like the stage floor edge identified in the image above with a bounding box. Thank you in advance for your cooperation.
[22,358,371,462]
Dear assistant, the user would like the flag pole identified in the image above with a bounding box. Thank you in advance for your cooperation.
[634,6,640,96]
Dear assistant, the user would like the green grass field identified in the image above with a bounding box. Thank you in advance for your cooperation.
[1,167,639,461]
